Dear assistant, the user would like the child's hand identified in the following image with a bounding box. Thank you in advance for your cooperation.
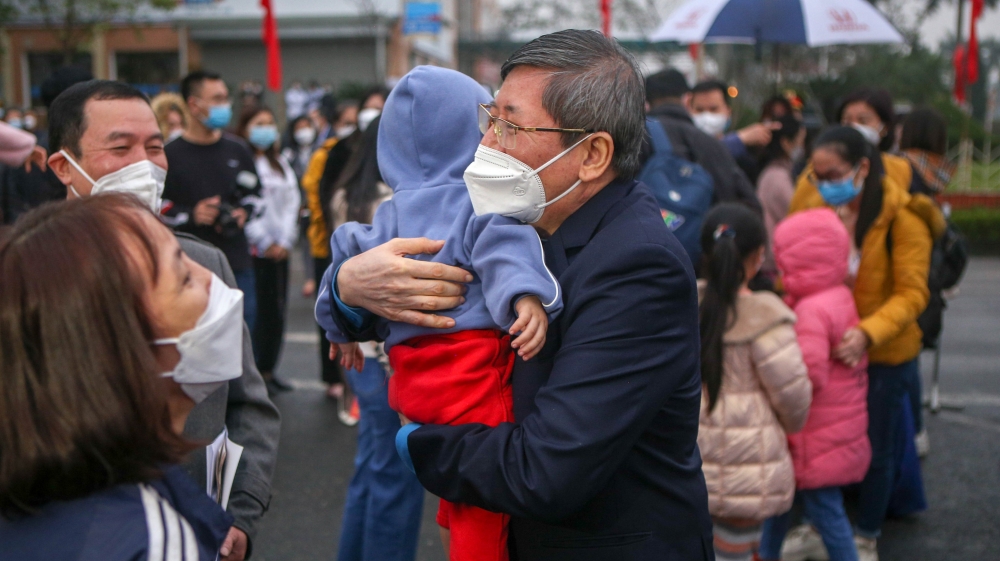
[337,342,365,372]
[510,296,548,361]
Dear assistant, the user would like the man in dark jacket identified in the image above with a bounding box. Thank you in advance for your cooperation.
[46,79,280,561]
[320,30,713,561]
[643,68,761,213]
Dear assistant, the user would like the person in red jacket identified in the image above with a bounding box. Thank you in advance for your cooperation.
[760,208,871,561]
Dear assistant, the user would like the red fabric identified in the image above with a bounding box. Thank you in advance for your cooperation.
[601,0,612,37]
[260,0,282,92]
[969,0,983,85]
[389,329,514,561]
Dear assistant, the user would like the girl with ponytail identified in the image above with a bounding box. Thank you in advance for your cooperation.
[696,203,813,561]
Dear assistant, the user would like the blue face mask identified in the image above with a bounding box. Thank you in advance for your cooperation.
[248,125,278,149]
[201,103,232,130]
[817,167,862,206]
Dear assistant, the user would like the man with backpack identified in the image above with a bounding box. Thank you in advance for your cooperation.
[640,69,760,265]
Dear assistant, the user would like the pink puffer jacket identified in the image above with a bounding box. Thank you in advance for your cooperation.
[698,287,812,521]
[774,208,871,490]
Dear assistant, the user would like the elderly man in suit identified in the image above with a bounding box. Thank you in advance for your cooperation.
[46,79,280,561]
[320,30,713,561]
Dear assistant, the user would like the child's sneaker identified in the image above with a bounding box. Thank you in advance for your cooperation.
[780,525,828,561]
[854,536,878,561]
[338,396,360,427]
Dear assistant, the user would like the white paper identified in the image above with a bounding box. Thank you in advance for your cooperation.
[205,428,244,510]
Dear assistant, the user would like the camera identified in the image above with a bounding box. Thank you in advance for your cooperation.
[215,202,242,238]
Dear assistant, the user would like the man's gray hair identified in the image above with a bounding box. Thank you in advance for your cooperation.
[501,29,646,180]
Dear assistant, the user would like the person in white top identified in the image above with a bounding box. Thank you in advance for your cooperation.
[238,105,301,392]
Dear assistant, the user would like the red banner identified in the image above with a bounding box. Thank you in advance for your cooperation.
[601,0,612,37]
[261,0,282,92]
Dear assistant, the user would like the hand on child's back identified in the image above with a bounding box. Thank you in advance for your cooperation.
[511,296,548,361]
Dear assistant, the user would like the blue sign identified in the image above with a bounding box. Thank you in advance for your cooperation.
[403,2,442,35]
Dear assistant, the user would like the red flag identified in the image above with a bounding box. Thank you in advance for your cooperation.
[601,0,612,37]
[968,0,983,85]
[261,0,282,92]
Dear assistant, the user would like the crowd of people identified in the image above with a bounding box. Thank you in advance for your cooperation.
[0,27,962,561]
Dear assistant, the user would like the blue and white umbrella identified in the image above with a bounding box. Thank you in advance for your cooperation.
[650,0,904,46]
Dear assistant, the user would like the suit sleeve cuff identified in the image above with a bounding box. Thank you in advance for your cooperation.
[332,261,373,329]
[395,423,422,474]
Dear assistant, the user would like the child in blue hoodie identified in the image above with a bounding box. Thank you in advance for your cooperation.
[315,66,562,561]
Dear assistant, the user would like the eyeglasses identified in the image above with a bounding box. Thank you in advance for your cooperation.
[478,104,589,150]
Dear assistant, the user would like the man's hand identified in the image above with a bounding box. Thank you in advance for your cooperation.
[337,342,365,372]
[834,327,869,367]
[231,207,248,229]
[336,238,472,329]
[736,122,781,148]
[219,527,248,561]
[23,145,46,172]
[264,244,289,261]
[510,296,548,361]
[193,195,221,225]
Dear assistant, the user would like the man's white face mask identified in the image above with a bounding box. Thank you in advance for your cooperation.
[154,273,244,404]
[691,112,729,138]
[61,150,167,212]
[463,134,593,224]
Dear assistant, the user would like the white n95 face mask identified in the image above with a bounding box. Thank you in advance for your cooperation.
[154,274,244,404]
[463,134,593,224]
[61,150,167,212]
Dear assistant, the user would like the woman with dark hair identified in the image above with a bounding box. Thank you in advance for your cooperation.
[899,107,954,195]
[0,194,235,559]
[327,114,424,561]
[282,114,317,180]
[697,203,812,561]
[786,126,943,561]
[756,114,805,280]
[238,105,301,393]
[836,88,917,201]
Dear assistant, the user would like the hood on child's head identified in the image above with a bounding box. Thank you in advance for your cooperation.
[774,208,851,300]
[377,66,492,193]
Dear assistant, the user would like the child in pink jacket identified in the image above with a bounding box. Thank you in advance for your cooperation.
[759,208,871,561]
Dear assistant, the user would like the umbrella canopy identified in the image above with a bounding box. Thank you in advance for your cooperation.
[650,0,904,46]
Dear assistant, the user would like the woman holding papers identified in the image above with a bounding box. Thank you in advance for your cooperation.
[0,194,239,561]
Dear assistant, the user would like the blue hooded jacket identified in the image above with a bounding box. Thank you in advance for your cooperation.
[315,66,562,349]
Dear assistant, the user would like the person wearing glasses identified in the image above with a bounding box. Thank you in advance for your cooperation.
[316,65,562,561]
[318,30,711,561]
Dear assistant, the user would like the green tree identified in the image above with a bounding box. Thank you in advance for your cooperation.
[0,0,175,64]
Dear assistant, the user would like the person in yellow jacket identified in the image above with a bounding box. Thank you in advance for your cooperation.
[784,126,943,561]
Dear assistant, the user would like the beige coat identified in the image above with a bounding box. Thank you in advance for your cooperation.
[698,289,812,521]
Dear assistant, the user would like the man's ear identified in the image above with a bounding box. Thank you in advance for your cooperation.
[682,92,693,110]
[579,132,614,183]
[48,150,74,192]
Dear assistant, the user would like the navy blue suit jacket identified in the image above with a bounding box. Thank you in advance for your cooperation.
[334,178,713,560]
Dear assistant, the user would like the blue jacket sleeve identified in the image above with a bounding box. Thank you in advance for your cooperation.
[464,213,562,330]
[406,237,699,522]
[722,132,747,160]
[314,200,399,343]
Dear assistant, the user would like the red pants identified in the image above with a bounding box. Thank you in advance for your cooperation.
[388,329,514,561]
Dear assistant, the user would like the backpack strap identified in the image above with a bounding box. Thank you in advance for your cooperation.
[646,117,675,156]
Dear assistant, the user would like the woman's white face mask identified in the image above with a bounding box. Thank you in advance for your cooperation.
[463,134,593,224]
[154,273,245,404]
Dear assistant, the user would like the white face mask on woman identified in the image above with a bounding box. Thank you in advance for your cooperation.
[851,123,883,146]
[61,150,167,212]
[154,274,244,404]
[463,134,593,224]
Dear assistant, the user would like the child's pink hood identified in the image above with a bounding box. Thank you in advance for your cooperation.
[773,208,850,304]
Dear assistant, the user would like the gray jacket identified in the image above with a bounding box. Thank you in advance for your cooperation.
[176,232,281,555]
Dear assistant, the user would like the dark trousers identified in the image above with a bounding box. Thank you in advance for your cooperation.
[314,255,343,386]
[233,268,258,337]
[252,257,289,373]
[856,359,915,537]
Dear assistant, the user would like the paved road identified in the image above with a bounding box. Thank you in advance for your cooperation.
[251,256,1000,561]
